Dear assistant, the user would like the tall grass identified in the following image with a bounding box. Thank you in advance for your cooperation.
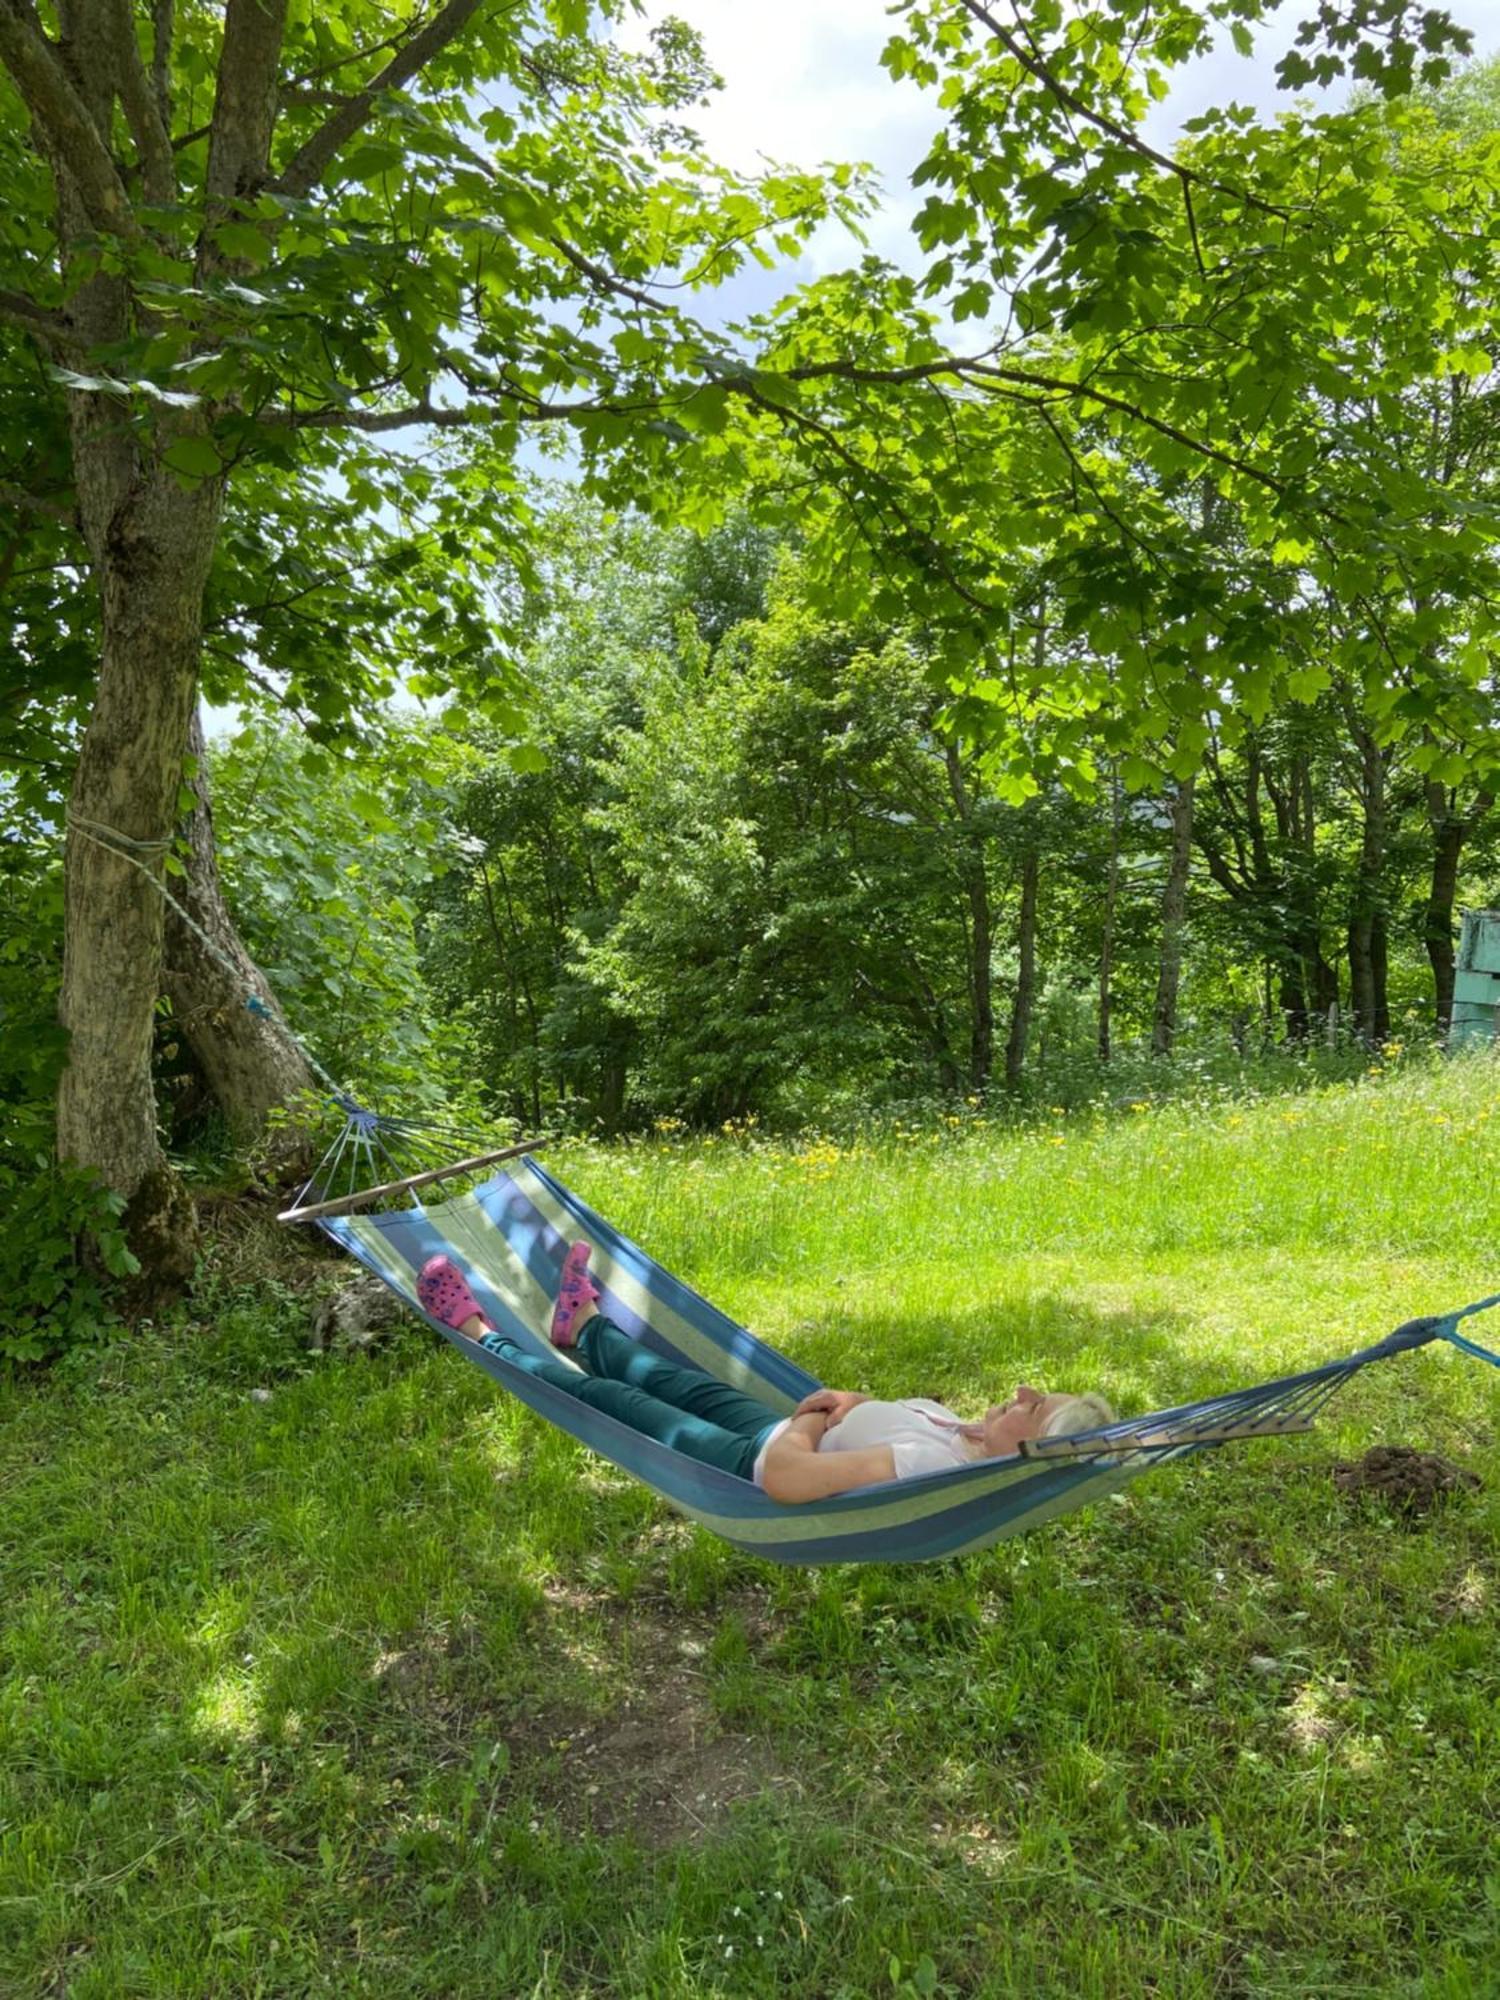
[561,1046,1500,1270]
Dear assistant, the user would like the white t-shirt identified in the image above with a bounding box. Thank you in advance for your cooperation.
[752,1398,977,1488]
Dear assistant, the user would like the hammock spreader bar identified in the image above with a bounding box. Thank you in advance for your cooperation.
[298,1119,1498,1568]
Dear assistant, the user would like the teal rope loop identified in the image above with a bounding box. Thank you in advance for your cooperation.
[1435,1291,1500,1369]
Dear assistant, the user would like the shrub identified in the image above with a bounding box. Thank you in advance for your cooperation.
[0,1158,136,1366]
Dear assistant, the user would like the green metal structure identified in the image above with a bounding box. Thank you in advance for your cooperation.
[1450,909,1500,1047]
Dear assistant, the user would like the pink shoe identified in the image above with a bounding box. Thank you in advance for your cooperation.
[551,1241,600,1348]
[418,1254,493,1333]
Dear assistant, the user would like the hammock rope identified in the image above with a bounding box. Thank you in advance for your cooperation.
[69,814,348,1100]
[72,815,502,1189]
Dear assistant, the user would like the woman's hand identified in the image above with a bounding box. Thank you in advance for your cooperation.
[793,1389,869,1428]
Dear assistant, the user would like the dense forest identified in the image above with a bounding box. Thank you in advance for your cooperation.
[60,478,1500,1147]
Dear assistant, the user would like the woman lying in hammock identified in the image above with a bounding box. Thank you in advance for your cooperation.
[420,1248,1114,1503]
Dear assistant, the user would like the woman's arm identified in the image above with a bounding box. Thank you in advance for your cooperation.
[793,1389,871,1427]
[759,1415,896,1504]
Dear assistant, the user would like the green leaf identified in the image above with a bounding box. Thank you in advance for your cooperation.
[213,222,272,267]
[163,436,223,481]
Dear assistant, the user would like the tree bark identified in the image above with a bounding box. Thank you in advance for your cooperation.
[1199,734,1335,1043]
[160,709,317,1156]
[1424,782,1493,1033]
[945,741,994,1092]
[1152,773,1195,1055]
[57,464,222,1279]
[1345,724,1388,1044]
[1098,762,1121,1062]
[19,0,300,1279]
[1004,844,1039,1091]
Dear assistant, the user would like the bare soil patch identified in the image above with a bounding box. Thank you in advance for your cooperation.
[509,1584,794,1848]
[366,1585,793,1849]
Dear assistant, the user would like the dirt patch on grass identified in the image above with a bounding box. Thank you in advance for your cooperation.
[509,1585,794,1848]
[520,1682,785,1848]
[1331,1445,1481,1516]
[364,1587,794,1850]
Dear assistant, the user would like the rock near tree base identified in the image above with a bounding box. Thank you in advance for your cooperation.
[309,1273,412,1354]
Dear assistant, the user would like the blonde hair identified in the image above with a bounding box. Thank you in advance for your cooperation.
[1039,1391,1116,1441]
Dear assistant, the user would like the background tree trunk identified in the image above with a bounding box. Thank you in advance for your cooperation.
[945,742,994,1092]
[1151,773,1195,1054]
[160,710,317,1161]
[1098,762,1121,1061]
[1345,723,1389,1044]
[1004,845,1039,1091]
[1424,782,1493,1032]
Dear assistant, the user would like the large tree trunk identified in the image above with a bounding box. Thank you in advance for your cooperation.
[36,0,294,1281]
[1004,845,1039,1091]
[1345,725,1388,1044]
[1424,782,1493,1032]
[160,710,317,1157]
[1151,773,1195,1055]
[945,742,994,1093]
[57,466,222,1281]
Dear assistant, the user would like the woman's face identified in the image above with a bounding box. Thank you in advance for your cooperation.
[979,1384,1073,1458]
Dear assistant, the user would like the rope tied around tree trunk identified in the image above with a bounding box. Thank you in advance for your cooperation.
[67,814,174,859]
[67,813,347,1097]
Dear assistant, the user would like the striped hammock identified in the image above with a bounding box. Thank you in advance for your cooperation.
[308,1148,1500,1568]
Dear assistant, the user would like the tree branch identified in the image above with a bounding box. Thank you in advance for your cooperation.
[107,0,174,206]
[0,479,74,520]
[0,285,72,349]
[760,348,1293,500]
[0,0,140,241]
[271,0,489,201]
[150,0,172,124]
[202,0,291,222]
[957,0,1290,221]
[730,374,1002,618]
[265,388,668,432]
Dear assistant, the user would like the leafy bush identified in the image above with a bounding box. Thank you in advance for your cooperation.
[211,720,484,1121]
[0,809,137,1364]
[0,1158,135,1365]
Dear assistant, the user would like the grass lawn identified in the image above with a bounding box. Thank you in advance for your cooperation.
[3,1059,1499,1997]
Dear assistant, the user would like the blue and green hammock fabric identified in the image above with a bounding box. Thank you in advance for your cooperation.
[305,1144,1500,1568]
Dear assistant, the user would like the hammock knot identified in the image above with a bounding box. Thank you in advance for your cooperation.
[1363,1315,1444,1361]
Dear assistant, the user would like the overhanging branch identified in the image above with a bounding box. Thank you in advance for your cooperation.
[271,0,490,201]
[956,0,1291,223]
[0,0,141,242]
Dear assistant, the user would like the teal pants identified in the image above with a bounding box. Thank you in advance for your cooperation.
[479,1316,785,1479]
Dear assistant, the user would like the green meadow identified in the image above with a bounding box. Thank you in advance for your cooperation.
[3,1057,1498,1998]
